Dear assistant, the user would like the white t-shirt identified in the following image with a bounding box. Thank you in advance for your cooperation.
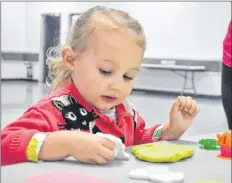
[100,108,117,122]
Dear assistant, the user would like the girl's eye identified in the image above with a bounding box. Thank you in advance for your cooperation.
[99,68,112,75]
[123,75,133,80]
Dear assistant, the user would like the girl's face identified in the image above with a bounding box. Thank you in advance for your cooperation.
[68,30,144,111]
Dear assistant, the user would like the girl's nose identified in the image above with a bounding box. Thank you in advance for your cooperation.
[108,76,124,91]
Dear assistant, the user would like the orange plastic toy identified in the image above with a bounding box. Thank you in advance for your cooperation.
[216,130,232,159]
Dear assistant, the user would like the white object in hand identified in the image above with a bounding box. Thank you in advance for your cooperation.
[96,133,130,160]
[128,166,184,183]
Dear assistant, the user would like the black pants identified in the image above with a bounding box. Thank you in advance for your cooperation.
[221,63,232,129]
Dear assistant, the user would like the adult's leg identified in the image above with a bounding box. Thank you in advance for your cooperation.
[221,63,232,130]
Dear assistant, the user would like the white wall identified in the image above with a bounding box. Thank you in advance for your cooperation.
[26,2,116,51]
[107,2,231,60]
[194,2,230,60]
[2,2,231,56]
[26,2,231,59]
[1,2,40,80]
[1,2,27,52]
[1,2,104,80]
[1,2,231,80]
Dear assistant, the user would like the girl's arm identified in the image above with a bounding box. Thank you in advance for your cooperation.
[1,106,69,165]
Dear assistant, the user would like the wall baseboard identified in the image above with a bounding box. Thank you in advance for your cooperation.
[143,58,222,72]
[1,78,38,82]
[132,88,221,99]
[2,52,39,62]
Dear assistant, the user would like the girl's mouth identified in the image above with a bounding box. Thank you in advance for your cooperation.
[101,96,117,102]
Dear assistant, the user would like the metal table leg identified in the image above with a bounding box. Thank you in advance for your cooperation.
[191,71,197,95]
[181,70,187,95]
[180,71,197,95]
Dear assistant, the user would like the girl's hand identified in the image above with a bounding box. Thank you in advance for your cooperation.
[169,96,200,131]
[161,96,200,140]
[68,131,116,165]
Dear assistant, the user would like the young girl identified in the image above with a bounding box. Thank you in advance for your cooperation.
[1,6,199,166]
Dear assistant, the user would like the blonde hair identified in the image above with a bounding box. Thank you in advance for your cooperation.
[47,6,146,91]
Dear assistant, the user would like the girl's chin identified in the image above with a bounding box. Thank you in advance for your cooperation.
[96,105,114,111]
[94,102,116,111]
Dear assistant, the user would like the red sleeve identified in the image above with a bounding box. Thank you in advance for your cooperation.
[223,20,232,66]
[1,107,53,166]
[133,111,161,145]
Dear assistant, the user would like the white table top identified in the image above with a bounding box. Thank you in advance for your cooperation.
[141,63,206,71]
[2,132,231,183]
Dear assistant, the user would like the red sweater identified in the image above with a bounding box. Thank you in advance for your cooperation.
[223,20,232,68]
[1,79,160,166]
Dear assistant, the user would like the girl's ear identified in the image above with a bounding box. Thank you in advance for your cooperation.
[62,46,75,71]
